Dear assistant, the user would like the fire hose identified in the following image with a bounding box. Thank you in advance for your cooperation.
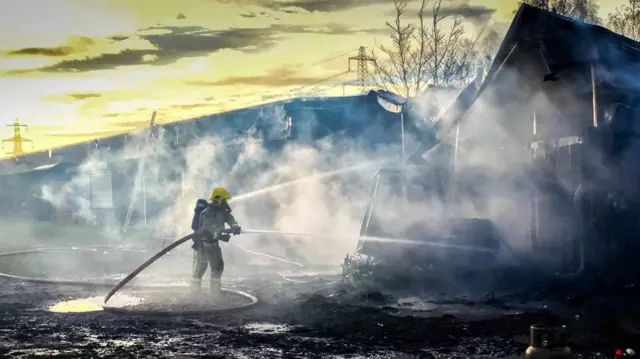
[0,245,146,288]
[100,232,260,315]
[0,231,333,315]
[0,241,291,315]
[0,228,501,315]
[101,228,342,315]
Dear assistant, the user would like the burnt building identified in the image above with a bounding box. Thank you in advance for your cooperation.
[357,3,640,276]
[0,91,439,228]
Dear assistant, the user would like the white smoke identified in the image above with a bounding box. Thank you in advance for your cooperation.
[32,72,580,284]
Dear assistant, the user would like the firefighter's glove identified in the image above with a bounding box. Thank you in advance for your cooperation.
[232,225,241,235]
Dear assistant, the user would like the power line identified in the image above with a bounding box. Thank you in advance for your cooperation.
[248,48,358,101]
[252,70,350,104]
[275,46,375,99]
[312,49,358,66]
[302,75,352,96]
[288,71,349,94]
[186,48,358,113]
[306,83,347,97]
[219,75,351,117]
[283,48,358,79]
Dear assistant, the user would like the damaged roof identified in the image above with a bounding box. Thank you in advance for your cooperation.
[428,3,640,150]
[492,4,640,74]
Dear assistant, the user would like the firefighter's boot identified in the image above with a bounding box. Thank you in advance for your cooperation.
[190,278,202,294]
[210,278,222,298]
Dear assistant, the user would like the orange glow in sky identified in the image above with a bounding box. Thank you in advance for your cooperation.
[0,0,628,157]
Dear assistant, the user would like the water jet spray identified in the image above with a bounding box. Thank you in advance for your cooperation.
[230,158,391,203]
[240,228,499,253]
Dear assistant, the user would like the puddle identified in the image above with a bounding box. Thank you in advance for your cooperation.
[391,296,526,319]
[396,297,440,311]
[48,294,144,313]
[242,323,293,334]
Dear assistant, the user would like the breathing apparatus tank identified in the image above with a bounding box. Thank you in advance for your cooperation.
[524,324,573,359]
[191,199,208,231]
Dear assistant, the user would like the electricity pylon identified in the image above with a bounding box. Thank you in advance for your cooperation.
[348,46,376,94]
[2,119,33,157]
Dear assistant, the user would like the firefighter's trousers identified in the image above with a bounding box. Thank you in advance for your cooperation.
[191,243,224,289]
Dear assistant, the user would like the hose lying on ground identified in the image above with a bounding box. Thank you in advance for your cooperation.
[0,245,145,288]
[0,234,334,291]
[0,233,320,315]
[100,229,343,314]
[0,240,261,315]
[166,237,337,284]
[4,226,499,314]
[100,232,259,315]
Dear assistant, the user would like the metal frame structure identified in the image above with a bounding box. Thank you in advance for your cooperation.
[122,112,157,232]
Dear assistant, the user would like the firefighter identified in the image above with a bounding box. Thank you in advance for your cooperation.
[191,186,241,297]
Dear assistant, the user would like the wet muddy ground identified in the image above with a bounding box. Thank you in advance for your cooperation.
[1,271,640,359]
[1,245,639,358]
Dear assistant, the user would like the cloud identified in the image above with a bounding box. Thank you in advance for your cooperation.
[310,22,389,35]
[98,118,151,126]
[19,24,386,73]
[383,2,496,22]
[5,46,75,57]
[187,64,343,87]
[240,10,281,20]
[170,103,217,110]
[190,75,326,87]
[3,36,95,58]
[66,93,102,100]
[261,93,284,101]
[65,92,102,101]
[25,26,280,73]
[44,128,134,138]
[218,0,388,13]
[44,92,103,103]
[440,3,495,22]
[38,50,161,72]
[110,35,130,42]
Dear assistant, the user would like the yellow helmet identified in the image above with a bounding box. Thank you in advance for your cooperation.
[209,186,231,203]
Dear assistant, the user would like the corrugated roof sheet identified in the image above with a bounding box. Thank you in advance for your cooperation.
[420,3,640,160]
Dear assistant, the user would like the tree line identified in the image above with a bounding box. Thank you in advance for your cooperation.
[373,0,640,98]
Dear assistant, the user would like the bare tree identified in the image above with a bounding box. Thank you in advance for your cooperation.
[371,0,425,98]
[515,0,600,24]
[607,0,640,41]
[517,0,549,11]
[554,0,600,23]
[372,0,484,98]
[477,26,503,62]
[427,0,483,87]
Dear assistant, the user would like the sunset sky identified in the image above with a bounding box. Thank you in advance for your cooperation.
[0,0,629,156]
